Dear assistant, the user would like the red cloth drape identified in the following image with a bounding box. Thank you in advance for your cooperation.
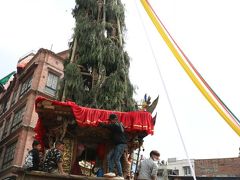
[34,119,46,150]
[34,96,154,143]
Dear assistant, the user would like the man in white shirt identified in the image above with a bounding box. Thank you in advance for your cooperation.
[137,150,160,180]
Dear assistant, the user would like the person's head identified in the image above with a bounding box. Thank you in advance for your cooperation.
[32,140,41,151]
[55,140,65,152]
[150,150,160,161]
[108,114,118,122]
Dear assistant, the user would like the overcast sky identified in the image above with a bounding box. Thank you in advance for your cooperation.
[0,0,239,161]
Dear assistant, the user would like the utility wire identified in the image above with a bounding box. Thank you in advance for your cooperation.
[134,1,197,179]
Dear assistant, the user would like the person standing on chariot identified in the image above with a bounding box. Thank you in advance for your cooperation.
[99,114,127,179]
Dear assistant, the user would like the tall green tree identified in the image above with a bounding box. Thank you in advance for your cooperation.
[58,0,136,111]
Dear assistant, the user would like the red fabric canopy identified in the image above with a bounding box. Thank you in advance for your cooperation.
[34,96,154,144]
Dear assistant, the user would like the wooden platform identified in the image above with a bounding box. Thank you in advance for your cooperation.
[15,169,123,180]
[17,171,123,180]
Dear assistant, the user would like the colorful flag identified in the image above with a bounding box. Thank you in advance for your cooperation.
[0,71,15,85]
[0,71,16,93]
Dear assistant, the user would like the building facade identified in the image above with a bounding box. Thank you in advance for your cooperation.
[195,157,240,177]
[0,48,67,179]
[158,157,240,179]
[158,158,194,177]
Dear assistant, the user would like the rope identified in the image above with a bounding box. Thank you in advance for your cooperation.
[140,0,240,136]
[146,0,240,127]
[134,1,197,180]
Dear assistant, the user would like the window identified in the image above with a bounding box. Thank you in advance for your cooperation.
[11,90,18,105]
[2,141,17,169]
[20,76,32,96]
[2,118,11,139]
[0,97,10,115]
[0,148,2,161]
[0,148,3,168]
[0,123,3,140]
[0,104,2,115]
[173,169,179,175]
[183,166,191,176]
[2,100,8,113]
[11,107,25,132]
[45,72,59,96]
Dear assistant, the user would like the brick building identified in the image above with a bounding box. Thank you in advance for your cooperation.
[0,48,68,179]
[159,157,240,179]
[195,157,240,177]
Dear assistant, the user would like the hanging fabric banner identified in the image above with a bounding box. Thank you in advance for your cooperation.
[140,0,240,136]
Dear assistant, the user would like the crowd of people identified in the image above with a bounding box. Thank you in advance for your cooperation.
[23,114,160,180]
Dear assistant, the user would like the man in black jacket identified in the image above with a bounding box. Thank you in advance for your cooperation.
[24,140,42,171]
[100,114,127,179]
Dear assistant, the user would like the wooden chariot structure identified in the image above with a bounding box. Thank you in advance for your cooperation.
[31,96,156,178]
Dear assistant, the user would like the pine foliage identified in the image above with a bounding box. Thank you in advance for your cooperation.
[59,0,136,111]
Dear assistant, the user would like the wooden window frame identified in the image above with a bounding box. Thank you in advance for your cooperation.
[45,72,59,96]
[10,107,25,133]
[2,141,17,169]
[2,118,11,140]
[20,76,32,97]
